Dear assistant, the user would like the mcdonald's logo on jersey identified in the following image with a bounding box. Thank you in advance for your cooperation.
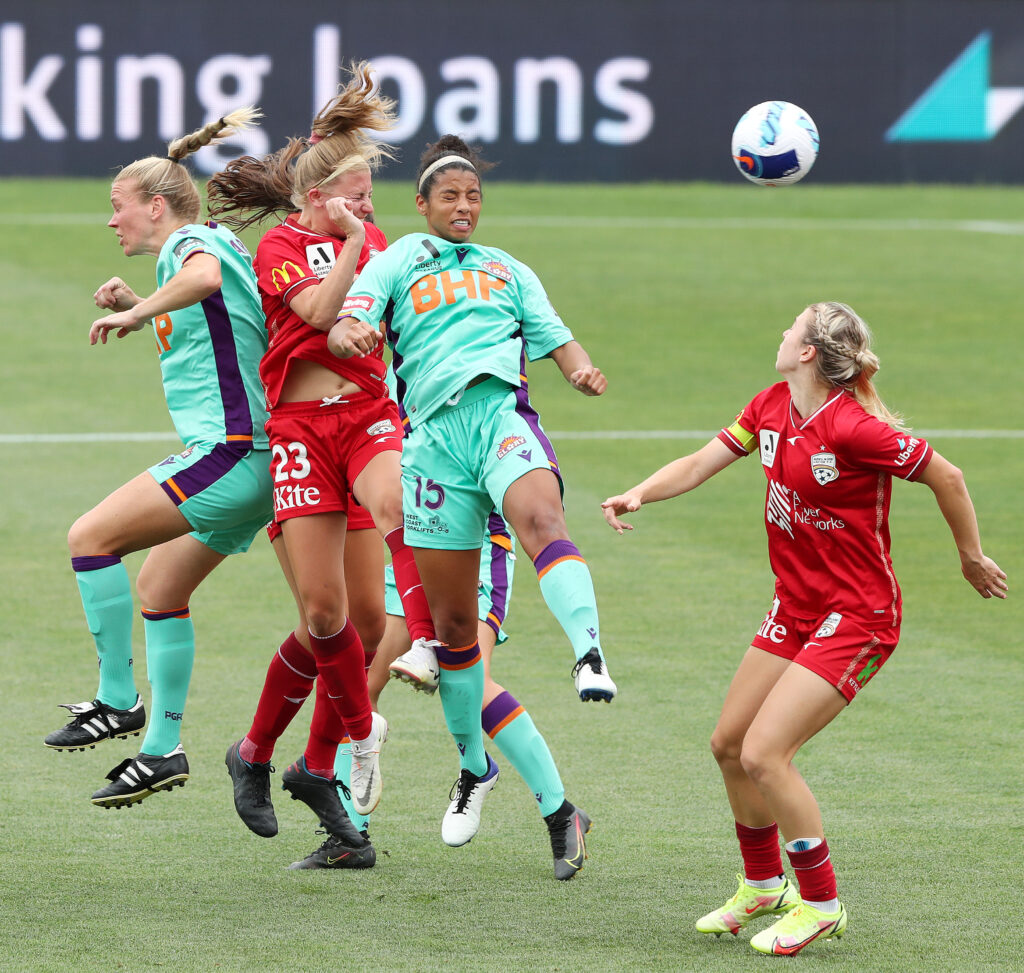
[270,261,306,292]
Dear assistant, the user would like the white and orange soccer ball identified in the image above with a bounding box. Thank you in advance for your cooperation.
[731,101,819,186]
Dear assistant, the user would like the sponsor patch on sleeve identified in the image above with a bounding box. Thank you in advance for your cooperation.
[173,237,206,261]
[342,295,375,314]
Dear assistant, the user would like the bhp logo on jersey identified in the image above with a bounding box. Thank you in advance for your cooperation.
[274,484,321,512]
[411,270,506,315]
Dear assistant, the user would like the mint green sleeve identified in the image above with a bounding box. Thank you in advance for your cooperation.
[515,259,574,361]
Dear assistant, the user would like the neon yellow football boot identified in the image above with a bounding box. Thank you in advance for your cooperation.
[749,900,848,955]
[695,874,799,937]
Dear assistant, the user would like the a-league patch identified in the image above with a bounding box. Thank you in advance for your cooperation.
[172,237,206,261]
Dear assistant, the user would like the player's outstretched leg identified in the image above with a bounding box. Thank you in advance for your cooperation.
[47,556,141,749]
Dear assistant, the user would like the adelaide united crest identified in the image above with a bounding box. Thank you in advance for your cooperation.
[810,450,839,485]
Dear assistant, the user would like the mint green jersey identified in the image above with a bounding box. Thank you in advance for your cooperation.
[154,223,269,448]
[342,233,573,428]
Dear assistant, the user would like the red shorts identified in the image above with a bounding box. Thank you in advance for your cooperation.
[267,393,401,525]
[751,597,900,702]
[265,488,374,542]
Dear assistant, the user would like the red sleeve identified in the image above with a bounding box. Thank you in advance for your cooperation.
[839,410,934,482]
[717,387,772,457]
[255,227,318,307]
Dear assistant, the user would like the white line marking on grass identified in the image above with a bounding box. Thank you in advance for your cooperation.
[6,214,1024,235]
[4,429,1022,444]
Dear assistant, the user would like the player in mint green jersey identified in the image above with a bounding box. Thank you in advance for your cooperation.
[329,135,613,848]
[45,111,275,811]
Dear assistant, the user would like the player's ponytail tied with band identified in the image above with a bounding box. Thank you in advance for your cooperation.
[117,107,262,226]
[207,63,395,232]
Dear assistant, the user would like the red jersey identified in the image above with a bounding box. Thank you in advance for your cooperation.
[718,382,933,627]
[255,215,388,409]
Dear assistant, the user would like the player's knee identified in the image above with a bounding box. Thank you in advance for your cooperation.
[349,608,385,654]
[738,739,777,783]
[67,513,99,556]
[710,728,742,766]
[304,600,346,638]
[433,611,479,649]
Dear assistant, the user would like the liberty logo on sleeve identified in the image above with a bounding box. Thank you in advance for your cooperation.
[759,430,780,469]
[306,244,336,279]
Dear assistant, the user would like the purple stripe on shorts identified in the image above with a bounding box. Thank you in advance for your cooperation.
[201,289,253,441]
[513,385,560,478]
[71,554,121,572]
[533,538,580,575]
[159,441,246,506]
[487,537,510,629]
[481,690,521,736]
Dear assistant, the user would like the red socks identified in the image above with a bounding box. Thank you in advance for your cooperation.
[243,633,316,763]
[736,821,784,881]
[385,528,434,642]
[308,621,372,743]
[786,839,838,902]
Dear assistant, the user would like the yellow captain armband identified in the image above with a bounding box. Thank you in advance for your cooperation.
[725,419,757,454]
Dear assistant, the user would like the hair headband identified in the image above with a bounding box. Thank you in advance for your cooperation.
[417,154,475,192]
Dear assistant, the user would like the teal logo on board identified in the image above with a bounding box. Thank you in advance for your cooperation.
[886,32,1024,142]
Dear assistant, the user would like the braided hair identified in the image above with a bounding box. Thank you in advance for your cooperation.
[803,302,906,430]
[115,108,261,224]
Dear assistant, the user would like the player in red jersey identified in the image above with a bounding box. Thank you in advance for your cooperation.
[602,302,1006,955]
[206,63,436,868]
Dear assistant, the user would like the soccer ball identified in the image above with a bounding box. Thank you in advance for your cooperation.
[731,101,819,186]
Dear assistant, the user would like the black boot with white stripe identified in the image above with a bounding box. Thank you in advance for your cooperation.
[91,744,190,808]
[44,695,146,751]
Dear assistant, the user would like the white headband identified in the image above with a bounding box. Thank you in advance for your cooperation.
[417,155,476,192]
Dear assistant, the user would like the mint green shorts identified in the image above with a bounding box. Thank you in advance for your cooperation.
[400,377,561,550]
[385,514,514,643]
[148,443,273,556]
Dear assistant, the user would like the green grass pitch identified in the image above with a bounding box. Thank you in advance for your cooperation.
[1,179,1021,972]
